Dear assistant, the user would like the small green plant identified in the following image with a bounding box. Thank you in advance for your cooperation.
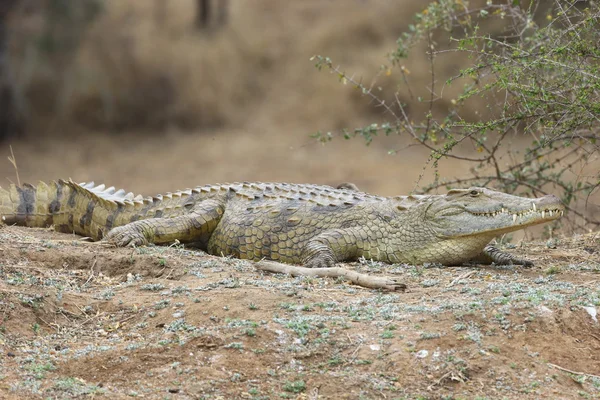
[26,362,56,379]
[328,357,343,366]
[545,266,562,275]
[452,323,467,332]
[571,373,588,385]
[141,283,166,291]
[225,342,244,350]
[283,380,306,394]
[100,289,115,300]
[279,302,295,311]
[154,299,170,310]
[283,319,314,338]
[381,330,395,339]
[420,331,441,340]
[53,377,104,396]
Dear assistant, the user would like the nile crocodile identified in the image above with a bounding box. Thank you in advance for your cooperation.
[0,180,564,267]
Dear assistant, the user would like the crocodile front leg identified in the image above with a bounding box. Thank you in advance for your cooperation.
[469,245,534,267]
[104,199,225,247]
[302,228,362,268]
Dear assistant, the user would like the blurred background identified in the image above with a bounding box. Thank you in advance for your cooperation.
[0,0,489,195]
[0,0,597,237]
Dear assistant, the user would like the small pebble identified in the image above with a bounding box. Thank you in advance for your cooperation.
[415,349,429,359]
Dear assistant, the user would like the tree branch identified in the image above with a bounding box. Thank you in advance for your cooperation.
[255,260,407,291]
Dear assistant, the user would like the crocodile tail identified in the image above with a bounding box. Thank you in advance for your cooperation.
[0,180,63,228]
[0,179,144,240]
[0,179,199,240]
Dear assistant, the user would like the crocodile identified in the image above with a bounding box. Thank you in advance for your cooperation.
[0,180,564,267]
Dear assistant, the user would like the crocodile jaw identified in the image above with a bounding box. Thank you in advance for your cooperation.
[465,199,563,236]
[429,190,565,238]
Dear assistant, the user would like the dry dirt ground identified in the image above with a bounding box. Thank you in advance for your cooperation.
[0,226,598,399]
[1,1,599,398]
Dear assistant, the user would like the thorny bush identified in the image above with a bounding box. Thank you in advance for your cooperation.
[312,0,599,233]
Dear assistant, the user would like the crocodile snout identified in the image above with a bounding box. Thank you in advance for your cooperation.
[536,194,563,208]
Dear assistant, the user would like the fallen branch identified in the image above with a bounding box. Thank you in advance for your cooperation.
[255,260,406,291]
[548,363,600,380]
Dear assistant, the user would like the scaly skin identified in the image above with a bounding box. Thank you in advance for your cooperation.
[0,180,564,267]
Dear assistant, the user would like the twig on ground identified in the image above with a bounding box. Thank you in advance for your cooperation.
[254,260,406,291]
[447,270,476,287]
[427,370,467,391]
[37,316,59,332]
[58,309,74,324]
[79,312,104,327]
[308,387,320,400]
[348,342,363,364]
[548,362,600,380]
[83,256,98,287]
[117,314,137,325]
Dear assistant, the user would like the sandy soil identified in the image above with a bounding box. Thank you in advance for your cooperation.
[0,226,598,399]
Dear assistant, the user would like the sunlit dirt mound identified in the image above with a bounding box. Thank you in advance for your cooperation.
[0,226,598,398]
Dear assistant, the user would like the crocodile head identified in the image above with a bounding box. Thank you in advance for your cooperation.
[424,187,564,238]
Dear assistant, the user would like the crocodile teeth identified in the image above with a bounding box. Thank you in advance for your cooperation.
[512,214,517,223]
[542,210,545,219]
[502,208,506,213]
[532,203,536,211]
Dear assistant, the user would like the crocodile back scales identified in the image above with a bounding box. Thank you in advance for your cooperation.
[0,181,388,242]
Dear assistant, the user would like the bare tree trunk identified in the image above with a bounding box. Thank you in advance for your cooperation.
[195,0,210,29]
[0,1,20,141]
[195,0,228,30]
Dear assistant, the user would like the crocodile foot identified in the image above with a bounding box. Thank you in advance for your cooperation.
[104,226,148,247]
[484,245,534,268]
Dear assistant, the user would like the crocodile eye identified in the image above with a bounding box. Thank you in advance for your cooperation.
[469,190,480,197]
